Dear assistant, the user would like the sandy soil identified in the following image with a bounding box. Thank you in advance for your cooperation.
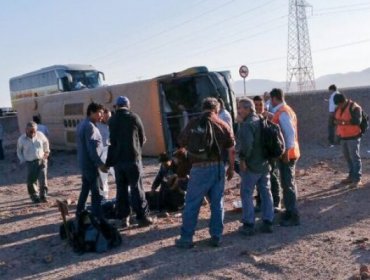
[1,138,370,280]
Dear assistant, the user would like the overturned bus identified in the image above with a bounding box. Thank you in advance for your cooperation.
[10,65,237,156]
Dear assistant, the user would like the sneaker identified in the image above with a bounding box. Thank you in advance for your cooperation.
[137,216,154,227]
[280,214,300,227]
[209,236,221,247]
[260,220,273,233]
[340,178,353,185]
[274,207,282,214]
[349,181,363,188]
[175,238,194,249]
[39,196,48,203]
[239,223,255,236]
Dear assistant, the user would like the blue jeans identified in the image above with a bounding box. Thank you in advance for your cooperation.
[341,138,362,182]
[180,163,225,242]
[279,160,299,215]
[114,161,149,220]
[240,170,274,225]
[76,170,102,218]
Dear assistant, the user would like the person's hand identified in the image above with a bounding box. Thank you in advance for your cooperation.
[226,166,234,181]
[43,153,49,160]
[239,161,247,172]
[282,151,289,163]
[99,164,108,173]
[262,111,273,120]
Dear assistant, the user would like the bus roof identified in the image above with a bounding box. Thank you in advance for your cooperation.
[10,64,98,80]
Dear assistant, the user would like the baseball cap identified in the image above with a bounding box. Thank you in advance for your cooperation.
[116,96,130,107]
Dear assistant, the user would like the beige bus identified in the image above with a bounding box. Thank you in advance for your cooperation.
[10,65,237,156]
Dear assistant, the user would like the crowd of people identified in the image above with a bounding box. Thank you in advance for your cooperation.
[14,85,366,249]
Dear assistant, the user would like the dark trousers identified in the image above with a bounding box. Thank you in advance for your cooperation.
[328,113,338,145]
[114,161,149,220]
[256,160,280,208]
[76,171,102,218]
[0,140,4,160]
[279,159,299,215]
[26,159,48,198]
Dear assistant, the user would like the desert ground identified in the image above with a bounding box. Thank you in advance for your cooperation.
[1,129,370,280]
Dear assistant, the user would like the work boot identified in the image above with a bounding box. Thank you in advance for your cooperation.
[175,238,194,249]
[209,236,221,247]
[137,216,154,227]
[340,177,352,185]
[31,195,40,204]
[39,196,48,203]
[239,223,255,236]
[349,181,363,188]
[280,213,300,227]
[260,220,273,233]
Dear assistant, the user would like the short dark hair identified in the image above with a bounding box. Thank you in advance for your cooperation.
[158,152,170,163]
[87,102,104,116]
[270,88,284,101]
[202,97,219,111]
[333,93,346,105]
[253,95,263,102]
[328,84,337,91]
[32,115,41,124]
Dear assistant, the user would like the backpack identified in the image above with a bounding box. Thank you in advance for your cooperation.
[350,102,369,135]
[186,115,220,160]
[259,117,286,159]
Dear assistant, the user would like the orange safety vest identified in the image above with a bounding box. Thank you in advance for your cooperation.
[272,104,300,160]
[334,101,361,138]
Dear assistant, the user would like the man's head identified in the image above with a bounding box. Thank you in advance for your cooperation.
[333,93,347,108]
[328,84,337,92]
[158,152,172,168]
[270,88,284,107]
[263,91,270,102]
[32,115,41,124]
[116,96,130,109]
[202,97,219,113]
[101,108,111,124]
[253,95,264,114]
[237,97,255,121]
[87,102,104,123]
[25,121,37,138]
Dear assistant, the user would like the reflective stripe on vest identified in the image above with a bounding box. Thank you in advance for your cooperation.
[272,104,300,160]
[334,101,361,138]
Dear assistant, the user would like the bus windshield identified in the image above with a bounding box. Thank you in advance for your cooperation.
[64,70,103,90]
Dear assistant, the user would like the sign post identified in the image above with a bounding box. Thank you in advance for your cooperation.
[239,65,249,96]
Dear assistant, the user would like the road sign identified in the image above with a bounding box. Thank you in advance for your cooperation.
[239,65,249,78]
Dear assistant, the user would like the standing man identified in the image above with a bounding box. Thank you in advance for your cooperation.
[175,97,235,248]
[328,84,339,147]
[106,96,153,228]
[237,98,274,235]
[334,93,363,188]
[33,115,49,138]
[0,123,4,160]
[76,102,107,218]
[253,95,281,212]
[217,98,233,130]
[269,88,300,226]
[17,121,50,203]
[96,108,115,199]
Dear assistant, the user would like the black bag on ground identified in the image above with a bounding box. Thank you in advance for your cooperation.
[259,117,285,159]
[186,115,220,160]
[59,210,122,254]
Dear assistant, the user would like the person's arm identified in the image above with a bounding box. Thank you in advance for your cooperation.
[16,137,25,163]
[239,122,254,159]
[85,123,104,168]
[41,133,50,159]
[279,112,295,150]
[151,165,165,191]
[136,115,146,147]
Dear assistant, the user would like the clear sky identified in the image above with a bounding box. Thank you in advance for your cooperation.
[1,0,370,107]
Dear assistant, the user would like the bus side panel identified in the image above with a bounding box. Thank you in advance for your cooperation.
[13,99,37,135]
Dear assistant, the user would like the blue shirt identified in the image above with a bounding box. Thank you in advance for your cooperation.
[77,118,104,174]
[271,102,296,150]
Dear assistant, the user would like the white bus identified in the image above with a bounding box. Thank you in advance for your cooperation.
[9,64,105,105]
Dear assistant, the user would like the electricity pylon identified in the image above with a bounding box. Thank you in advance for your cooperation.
[286,0,316,92]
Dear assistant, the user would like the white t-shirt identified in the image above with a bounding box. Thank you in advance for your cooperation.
[329,91,339,113]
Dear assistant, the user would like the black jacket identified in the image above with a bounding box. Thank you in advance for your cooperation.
[106,108,145,166]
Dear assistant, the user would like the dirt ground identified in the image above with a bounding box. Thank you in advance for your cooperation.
[1,137,370,279]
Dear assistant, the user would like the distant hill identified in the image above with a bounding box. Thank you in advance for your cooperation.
[233,67,370,96]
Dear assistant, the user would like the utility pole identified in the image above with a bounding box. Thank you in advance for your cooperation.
[286,0,316,92]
